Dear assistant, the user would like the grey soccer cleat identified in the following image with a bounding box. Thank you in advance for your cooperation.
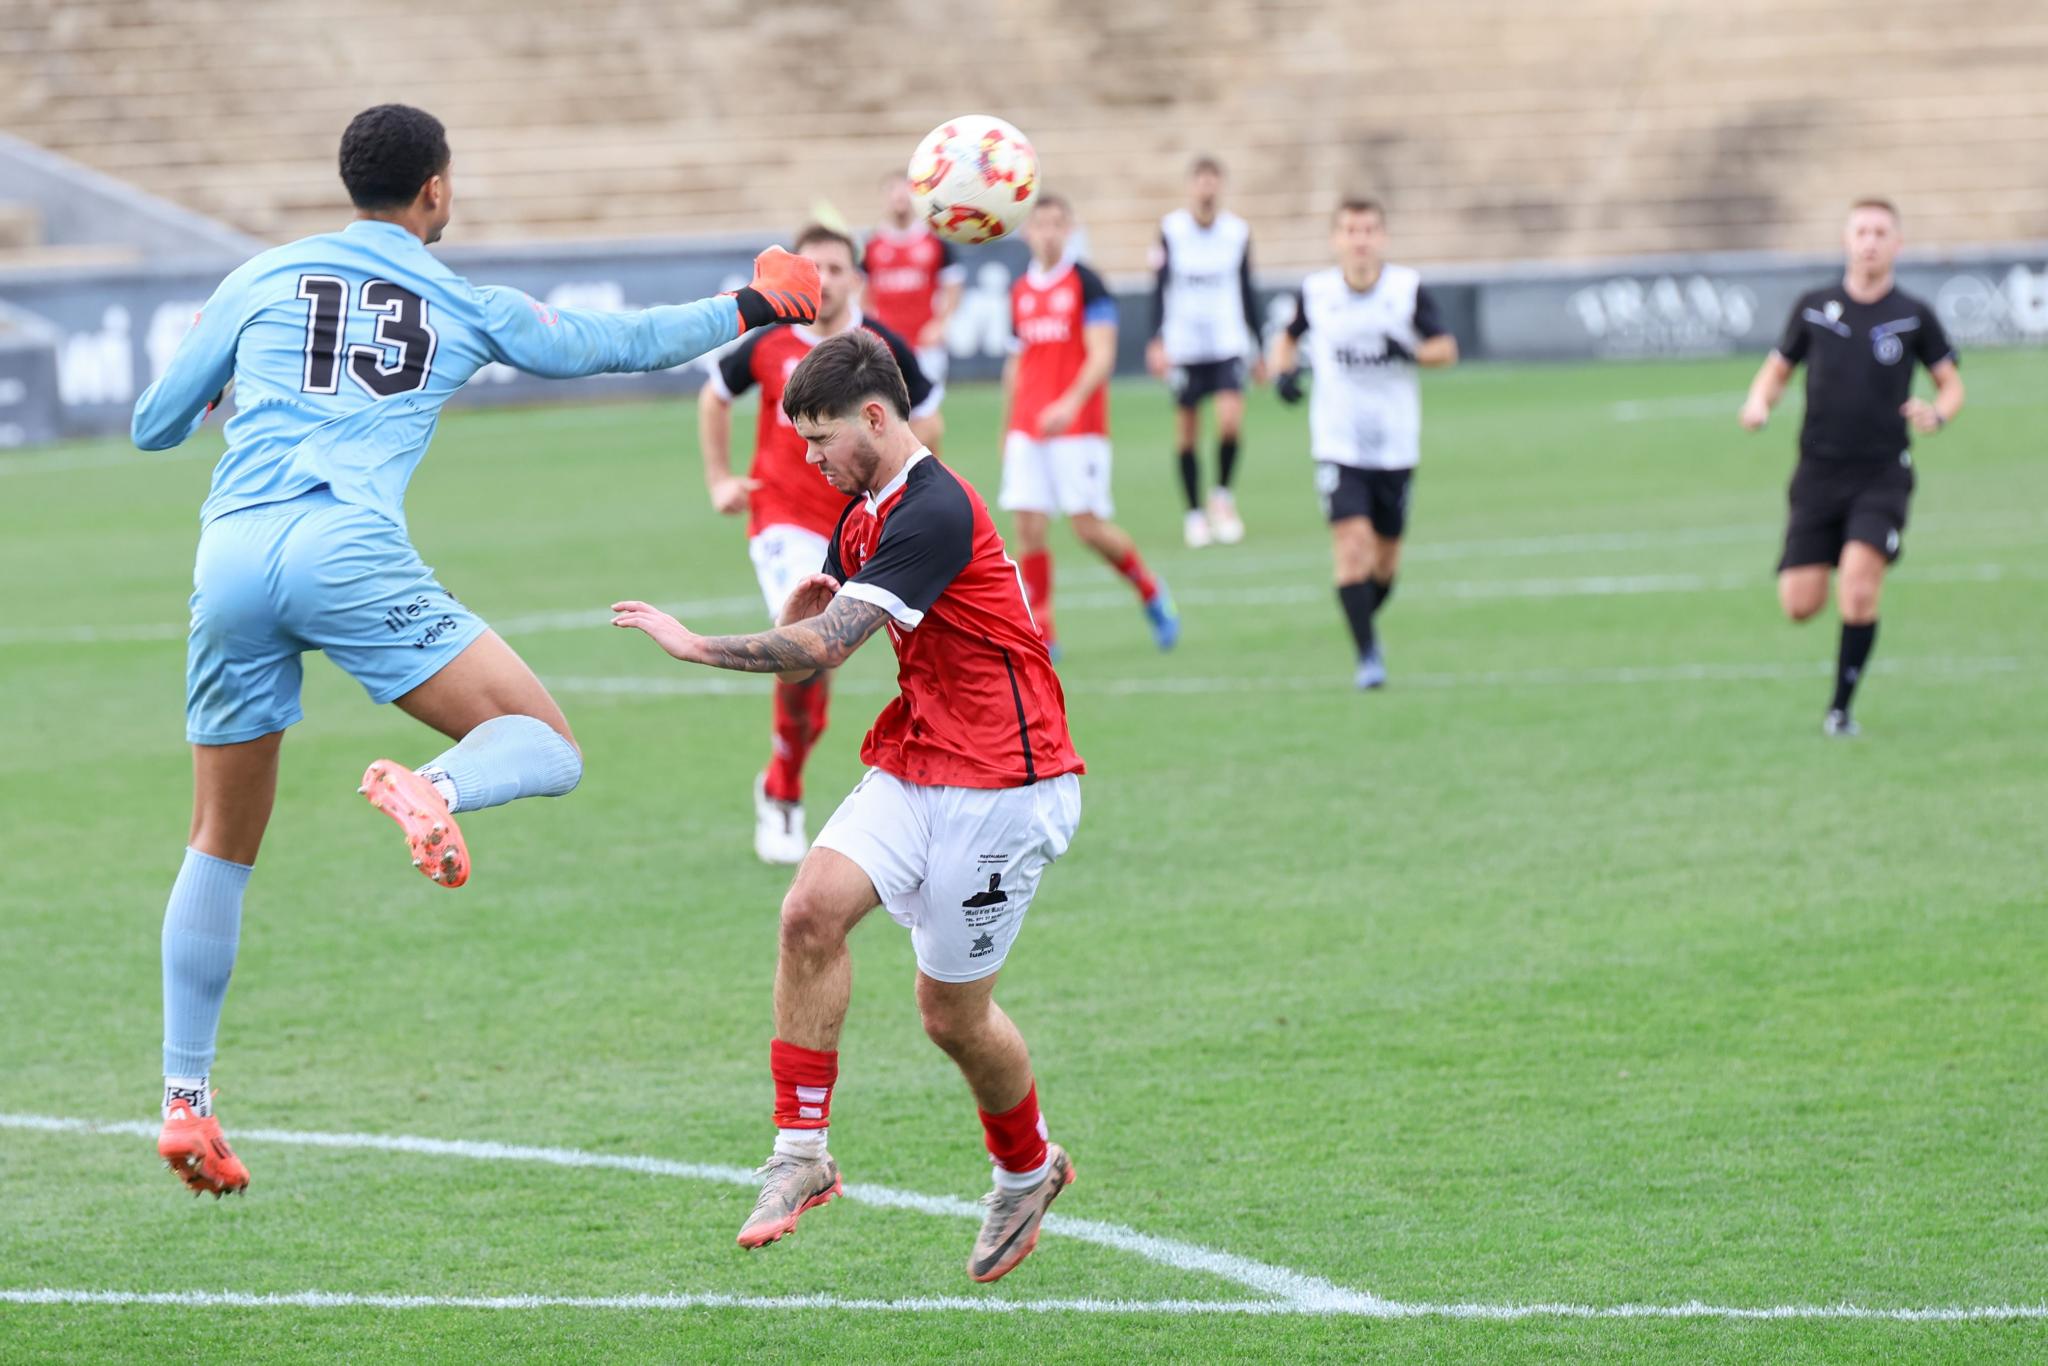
[736,1151,841,1248]
[1822,708,1861,738]
[968,1143,1075,1283]
[1354,642,1387,691]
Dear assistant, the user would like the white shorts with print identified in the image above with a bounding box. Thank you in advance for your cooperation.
[813,768,1082,983]
[747,523,832,621]
[999,433,1115,519]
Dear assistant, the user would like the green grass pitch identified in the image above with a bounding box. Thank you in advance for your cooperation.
[2,353,2044,1362]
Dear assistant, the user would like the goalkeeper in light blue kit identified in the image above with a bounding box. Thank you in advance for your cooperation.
[131,103,821,1197]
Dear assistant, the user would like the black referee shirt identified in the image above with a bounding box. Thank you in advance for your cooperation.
[1774,284,1956,463]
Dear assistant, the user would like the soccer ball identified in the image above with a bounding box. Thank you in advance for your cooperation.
[907,115,1039,245]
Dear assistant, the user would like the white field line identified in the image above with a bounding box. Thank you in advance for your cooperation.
[3,1114,2041,1323]
[0,1113,1351,1309]
[547,655,2025,702]
[3,561,2034,650]
[3,1288,2046,1322]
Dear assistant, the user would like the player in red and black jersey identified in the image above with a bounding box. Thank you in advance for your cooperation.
[865,171,966,392]
[1002,194,1178,658]
[699,223,941,863]
[1739,199,1965,736]
[616,330,1079,1284]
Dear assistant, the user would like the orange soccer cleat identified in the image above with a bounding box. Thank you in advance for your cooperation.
[158,1097,249,1197]
[359,760,470,887]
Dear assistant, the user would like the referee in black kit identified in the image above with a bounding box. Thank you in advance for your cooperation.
[1739,199,1965,737]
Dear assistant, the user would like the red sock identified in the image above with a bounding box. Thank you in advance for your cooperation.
[1113,548,1159,603]
[1019,549,1055,642]
[978,1083,1049,1175]
[764,677,829,803]
[771,1038,837,1130]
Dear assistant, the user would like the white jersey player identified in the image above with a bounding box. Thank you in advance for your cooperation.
[1269,198,1457,690]
[1145,157,1263,547]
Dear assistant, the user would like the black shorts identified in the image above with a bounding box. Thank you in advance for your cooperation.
[1779,454,1914,571]
[1168,358,1245,409]
[1317,463,1414,538]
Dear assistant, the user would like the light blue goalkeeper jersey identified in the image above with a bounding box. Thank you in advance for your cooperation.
[133,218,740,530]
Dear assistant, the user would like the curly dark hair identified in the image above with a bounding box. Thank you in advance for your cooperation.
[338,104,450,210]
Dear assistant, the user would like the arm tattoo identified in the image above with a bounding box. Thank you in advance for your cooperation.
[690,594,892,673]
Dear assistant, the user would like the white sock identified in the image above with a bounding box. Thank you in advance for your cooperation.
[992,1156,1050,1192]
[774,1127,829,1160]
[416,766,460,811]
[163,1076,210,1118]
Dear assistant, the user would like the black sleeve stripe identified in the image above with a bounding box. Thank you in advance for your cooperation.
[823,497,860,582]
[715,327,766,396]
[1152,233,1170,338]
[1076,262,1110,307]
[1239,240,1260,333]
[1285,288,1310,341]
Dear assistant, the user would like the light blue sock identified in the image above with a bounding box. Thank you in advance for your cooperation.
[419,714,582,813]
[161,848,251,1080]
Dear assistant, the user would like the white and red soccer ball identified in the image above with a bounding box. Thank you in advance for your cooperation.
[907,115,1039,245]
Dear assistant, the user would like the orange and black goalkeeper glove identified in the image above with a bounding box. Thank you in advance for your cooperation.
[730,246,820,332]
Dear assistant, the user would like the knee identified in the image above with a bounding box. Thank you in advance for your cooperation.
[1838,586,1880,623]
[917,990,988,1056]
[778,884,844,960]
[1778,581,1825,622]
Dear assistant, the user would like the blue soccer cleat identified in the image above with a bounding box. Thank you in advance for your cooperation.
[1142,585,1180,651]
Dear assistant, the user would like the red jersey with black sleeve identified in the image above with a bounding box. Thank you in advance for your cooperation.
[1007,258,1117,438]
[708,313,934,538]
[863,224,963,342]
[825,450,1084,790]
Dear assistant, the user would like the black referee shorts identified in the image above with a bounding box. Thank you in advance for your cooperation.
[1778,454,1915,571]
[1167,358,1245,410]
[1317,463,1414,539]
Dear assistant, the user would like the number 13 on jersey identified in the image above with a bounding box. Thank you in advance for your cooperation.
[295,274,438,397]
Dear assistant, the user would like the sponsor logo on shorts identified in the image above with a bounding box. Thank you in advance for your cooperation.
[383,594,439,634]
[413,615,460,650]
[968,931,997,959]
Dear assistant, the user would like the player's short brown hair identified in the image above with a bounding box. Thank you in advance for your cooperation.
[1849,197,1900,221]
[782,329,911,425]
[1032,192,1071,217]
[1334,197,1386,225]
[1190,154,1225,178]
[792,222,858,264]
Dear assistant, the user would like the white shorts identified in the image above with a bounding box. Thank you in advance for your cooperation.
[917,344,950,389]
[747,524,832,621]
[999,433,1114,519]
[813,768,1082,983]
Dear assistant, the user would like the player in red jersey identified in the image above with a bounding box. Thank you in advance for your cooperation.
[865,171,966,399]
[1004,194,1178,658]
[700,224,941,864]
[615,330,1080,1284]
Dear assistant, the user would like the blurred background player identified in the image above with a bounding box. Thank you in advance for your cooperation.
[1146,156,1263,548]
[131,102,819,1196]
[1740,198,1964,737]
[617,331,1081,1283]
[1270,198,1456,690]
[1003,194,1178,658]
[864,171,966,407]
[702,223,941,863]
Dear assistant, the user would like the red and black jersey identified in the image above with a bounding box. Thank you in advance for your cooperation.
[1008,258,1117,438]
[710,314,934,538]
[863,224,962,343]
[825,451,1084,790]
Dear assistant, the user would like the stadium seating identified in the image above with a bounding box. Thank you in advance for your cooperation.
[6,0,2047,272]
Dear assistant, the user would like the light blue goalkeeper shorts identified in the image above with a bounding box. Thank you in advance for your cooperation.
[185,487,488,745]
